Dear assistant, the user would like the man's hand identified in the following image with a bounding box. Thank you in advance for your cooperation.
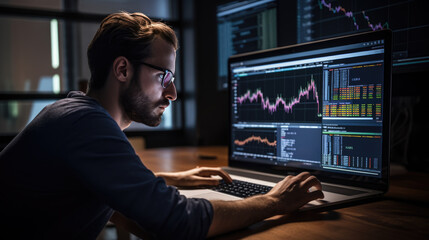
[266,171,324,214]
[155,167,233,187]
[208,172,324,237]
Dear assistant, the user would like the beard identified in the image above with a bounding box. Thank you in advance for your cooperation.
[120,74,170,127]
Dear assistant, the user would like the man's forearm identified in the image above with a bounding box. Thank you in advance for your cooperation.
[207,195,279,237]
[154,172,177,185]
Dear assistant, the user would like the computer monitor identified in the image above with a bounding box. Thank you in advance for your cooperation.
[217,0,429,90]
[228,30,391,188]
[217,0,277,90]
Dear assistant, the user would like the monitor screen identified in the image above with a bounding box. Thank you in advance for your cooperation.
[297,0,429,71]
[218,0,429,90]
[229,30,391,179]
[217,0,277,90]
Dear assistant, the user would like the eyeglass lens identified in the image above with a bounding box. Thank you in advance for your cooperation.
[163,71,174,88]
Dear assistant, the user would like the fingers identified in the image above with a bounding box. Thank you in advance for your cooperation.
[294,171,312,181]
[284,172,324,199]
[197,167,233,183]
[297,173,324,201]
[191,176,221,186]
[291,172,322,190]
[174,167,233,187]
[301,175,322,191]
[306,189,324,201]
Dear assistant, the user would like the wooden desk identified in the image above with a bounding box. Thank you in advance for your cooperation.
[137,146,429,240]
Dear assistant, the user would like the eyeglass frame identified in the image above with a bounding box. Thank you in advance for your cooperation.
[137,61,175,88]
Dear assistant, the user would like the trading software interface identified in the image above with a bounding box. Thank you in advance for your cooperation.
[230,39,386,177]
[218,0,428,90]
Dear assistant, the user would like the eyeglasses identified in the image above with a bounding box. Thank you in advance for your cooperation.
[139,62,175,88]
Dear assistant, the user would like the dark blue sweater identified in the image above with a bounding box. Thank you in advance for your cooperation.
[0,91,213,239]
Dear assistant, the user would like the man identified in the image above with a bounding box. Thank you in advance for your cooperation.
[0,12,323,239]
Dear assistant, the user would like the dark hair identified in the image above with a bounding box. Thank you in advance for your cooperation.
[87,12,178,91]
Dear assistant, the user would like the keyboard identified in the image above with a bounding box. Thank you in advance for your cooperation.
[213,179,273,198]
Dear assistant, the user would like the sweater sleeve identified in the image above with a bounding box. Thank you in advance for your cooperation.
[64,110,213,239]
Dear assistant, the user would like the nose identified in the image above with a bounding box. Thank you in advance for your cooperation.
[163,82,177,101]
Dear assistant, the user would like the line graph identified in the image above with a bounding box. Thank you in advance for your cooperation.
[234,135,277,147]
[297,0,429,69]
[237,74,320,115]
[317,0,389,31]
[234,68,323,123]
[232,128,277,156]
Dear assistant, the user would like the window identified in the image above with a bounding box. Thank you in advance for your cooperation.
[0,0,182,137]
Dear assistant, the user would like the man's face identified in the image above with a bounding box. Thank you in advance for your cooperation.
[120,38,177,127]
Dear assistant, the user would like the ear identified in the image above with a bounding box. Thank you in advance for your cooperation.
[112,56,132,83]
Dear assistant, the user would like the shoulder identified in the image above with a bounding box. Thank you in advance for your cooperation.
[61,93,134,164]
[60,92,122,136]
[29,91,123,144]
[52,91,108,118]
[37,91,114,128]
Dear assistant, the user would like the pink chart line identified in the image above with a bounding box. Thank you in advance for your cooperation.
[237,76,320,115]
[319,0,387,31]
